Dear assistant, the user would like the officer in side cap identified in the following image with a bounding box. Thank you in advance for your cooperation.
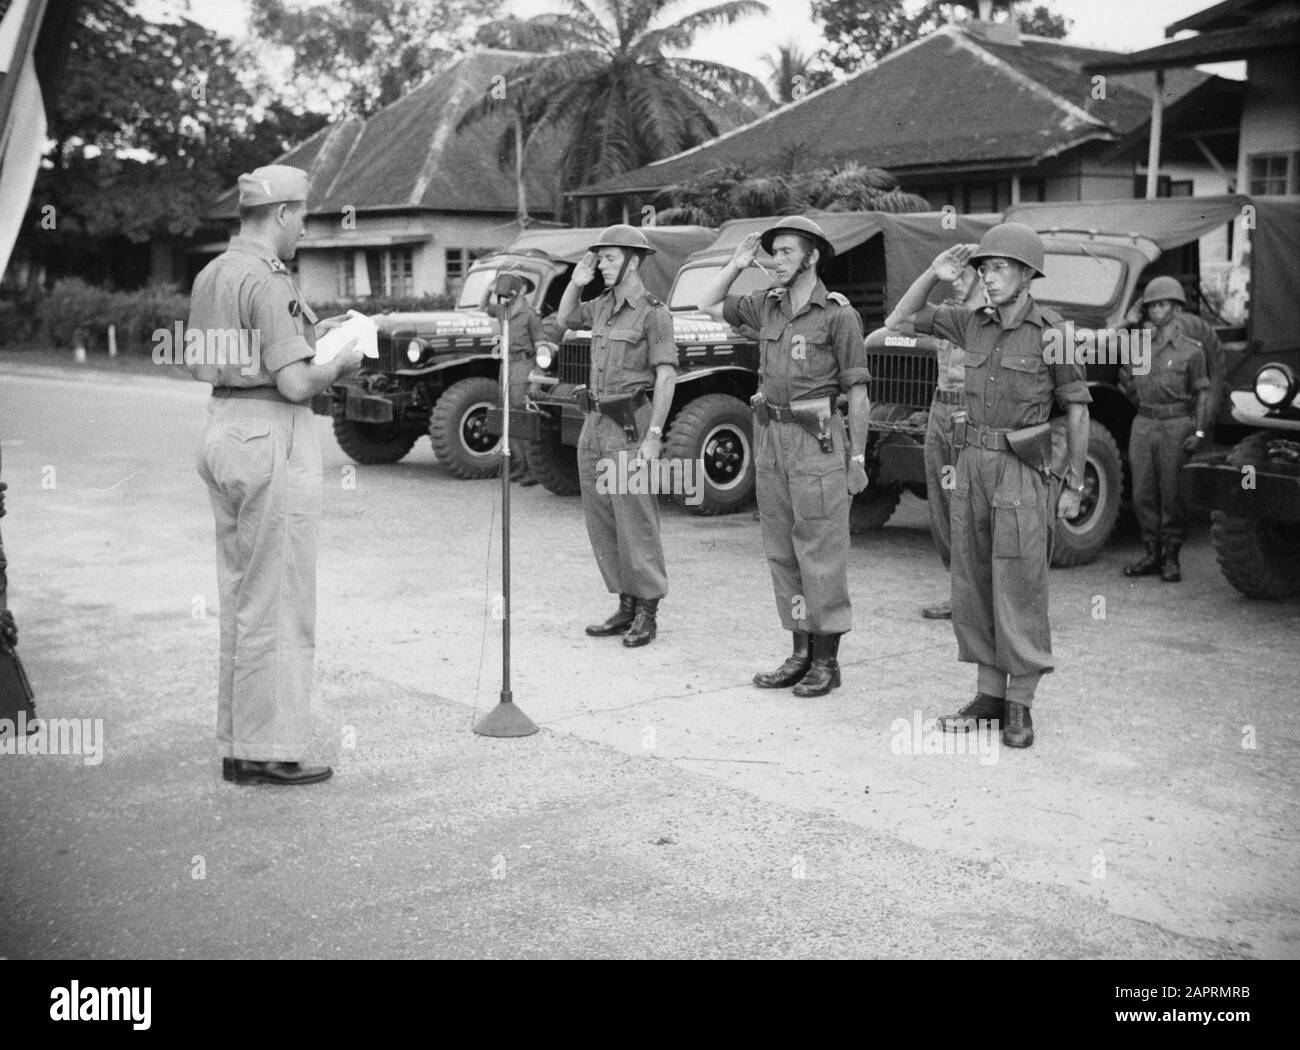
[189,164,365,787]
[699,217,872,698]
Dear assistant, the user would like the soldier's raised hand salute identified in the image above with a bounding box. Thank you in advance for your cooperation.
[730,232,762,271]
[930,244,977,282]
[572,251,598,287]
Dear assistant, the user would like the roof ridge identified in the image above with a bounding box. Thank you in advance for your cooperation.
[317,116,366,202]
[631,28,958,175]
[408,51,478,207]
[950,25,1109,131]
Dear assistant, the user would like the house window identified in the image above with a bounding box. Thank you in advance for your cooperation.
[336,247,414,298]
[1133,176,1194,198]
[1248,154,1292,196]
[445,248,491,296]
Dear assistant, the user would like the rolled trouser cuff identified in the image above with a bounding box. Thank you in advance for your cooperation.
[1007,671,1042,707]
[977,664,1008,699]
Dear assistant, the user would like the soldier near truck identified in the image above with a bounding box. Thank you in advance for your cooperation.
[891,223,1091,750]
[699,216,871,698]
[559,225,677,649]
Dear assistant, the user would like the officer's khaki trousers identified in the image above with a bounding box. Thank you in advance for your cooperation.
[924,397,959,569]
[508,354,533,477]
[950,445,1053,698]
[577,403,668,600]
[756,416,851,634]
[1129,414,1195,546]
[197,397,321,760]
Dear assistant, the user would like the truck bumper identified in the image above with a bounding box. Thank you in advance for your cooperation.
[876,438,925,486]
[1183,453,1300,523]
[310,383,408,424]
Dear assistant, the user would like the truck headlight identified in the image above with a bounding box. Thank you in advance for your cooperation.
[1255,364,1294,408]
[406,340,422,364]
[535,342,555,370]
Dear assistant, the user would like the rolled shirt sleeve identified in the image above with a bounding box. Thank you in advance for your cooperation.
[831,305,870,390]
[563,296,596,332]
[646,304,677,371]
[722,292,761,333]
[1046,319,1092,408]
[917,302,973,348]
[250,276,314,374]
[1187,345,1211,393]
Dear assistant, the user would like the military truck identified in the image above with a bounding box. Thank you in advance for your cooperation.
[311,225,714,477]
[518,210,1002,516]
[1181,197,1300,599]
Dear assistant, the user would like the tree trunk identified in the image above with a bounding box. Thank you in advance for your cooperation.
[513,111,529,227]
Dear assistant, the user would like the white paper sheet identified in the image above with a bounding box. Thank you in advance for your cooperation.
[314,310,380,364]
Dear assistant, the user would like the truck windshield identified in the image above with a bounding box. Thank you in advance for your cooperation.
[670,264,770,310]
[456,268,499,310]
[1035,254,1126,309]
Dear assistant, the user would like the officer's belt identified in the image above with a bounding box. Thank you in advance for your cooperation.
[960,423,1014,451]
[764,397,834,424]
[1138,402,1193,420]
[586,390,648,416]
[933,389,964,406]
[211,386,290,404]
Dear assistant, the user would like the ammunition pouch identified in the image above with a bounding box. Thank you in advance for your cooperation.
[579,386,648,443]
[789,395,836,453]
[1005,421,1055,476]
[750,393,770,427]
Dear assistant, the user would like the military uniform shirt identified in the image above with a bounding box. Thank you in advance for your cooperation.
[1120,323,1209,410]
[187,235,316,387]
[565,286,676,398]
[913,299,967,393]
[923,296,1091,429]
[724,282,870,406]
[487,299,546,355]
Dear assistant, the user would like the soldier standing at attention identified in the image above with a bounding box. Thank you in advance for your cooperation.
[891,224,1091,748]
[1120,277,1213,583]
[1127,275,1226,426]
[189,164,364,786]
[884,264,985,620]
[482,264,548,486]
[699,217,871,697]
[557,225,677,648]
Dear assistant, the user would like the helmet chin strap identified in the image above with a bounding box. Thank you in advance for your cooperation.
[781,249,813,288]
[611,251,634,288]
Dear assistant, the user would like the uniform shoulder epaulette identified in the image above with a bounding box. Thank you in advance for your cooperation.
[645,294,663,307]
[1038,303,1065,326]
[1176,332,1204,349]
[263,257,289,275]
[765,286,785,299]
[826,291,851,307]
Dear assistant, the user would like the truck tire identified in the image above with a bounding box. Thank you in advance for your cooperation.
[429,376,501,479]
[664,393,754,515]
[524,431,581,497]
[331,402,419,464]
[1209,433,1300,598]
[1051,420,1123,567]
[850,483,902,533]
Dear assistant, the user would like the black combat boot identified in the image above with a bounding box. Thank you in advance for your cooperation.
[622,598,659,648]
[1161,543,1182,582]
[1123,542,1162,577]
[585,593,636,636]
[753,631,812,688]
[937,693,1005,732]
[1002,701,1034,748]
[792,633,841,697]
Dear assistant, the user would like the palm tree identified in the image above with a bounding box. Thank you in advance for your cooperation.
[462,1,771,213]
[759,41,829,104]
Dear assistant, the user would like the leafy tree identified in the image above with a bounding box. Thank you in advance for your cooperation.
[760,41,834,104]
[814,0,1071,73]
[463,0,771,212]
[249,0,497,118]
[655,161,929,226]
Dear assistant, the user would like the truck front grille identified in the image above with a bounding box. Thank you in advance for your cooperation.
[867,346,937,410]
[557,340,590,387]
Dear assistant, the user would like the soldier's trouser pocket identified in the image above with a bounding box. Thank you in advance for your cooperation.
[992,479,1044,559]
[791,421,847,521]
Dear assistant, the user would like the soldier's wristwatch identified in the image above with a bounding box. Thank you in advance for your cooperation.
[850,454,866,465]
[648,425,664,438]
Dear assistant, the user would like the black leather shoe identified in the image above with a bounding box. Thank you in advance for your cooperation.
[937,693,1005,732]
[622,598,659,647]
[518,475,539,487]
[1160,543,1182,582]
[792,634,842,697]
[920,600,952,619]
[228,760,333,786]
[222,757,235,781]
[586,594,636,636]
[1123,542,1162,577]
[1002,702,1034,748]
[753,631,812,688]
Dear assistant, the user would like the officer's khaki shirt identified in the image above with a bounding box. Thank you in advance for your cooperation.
[187,235,316,388]
[1120,321,1209,410]
[564,284,676,398]
[912,298,967,393]
[486,299,546,356]
[724,281,869,406]
[923,294,1091,429]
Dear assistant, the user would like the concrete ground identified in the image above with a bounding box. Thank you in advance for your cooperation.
[1,361,1297,959]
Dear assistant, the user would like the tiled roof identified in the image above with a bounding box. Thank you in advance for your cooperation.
[571,24,1211,197]
[1087,21,1300,71]
[207,49,565,221]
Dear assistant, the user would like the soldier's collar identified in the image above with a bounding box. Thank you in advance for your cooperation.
[612,279,647,311]
[980,291,1040,329]
[228,235,288,271]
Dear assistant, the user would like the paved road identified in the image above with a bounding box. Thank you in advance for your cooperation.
[1,364,1297,958]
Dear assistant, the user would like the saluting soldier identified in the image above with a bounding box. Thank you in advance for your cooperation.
[557,225,677,648]
[1120,276,1213,583]
[699,217,871,697]
[482,264,550,486]
[189,164,364,786]
[892,224,1092,749]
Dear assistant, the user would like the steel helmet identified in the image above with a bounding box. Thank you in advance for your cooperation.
[759,215,834,264]
[1141,275,1186,305]
[493,264,535,296]
[970,222,1045,280]
[587,224,656,255]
